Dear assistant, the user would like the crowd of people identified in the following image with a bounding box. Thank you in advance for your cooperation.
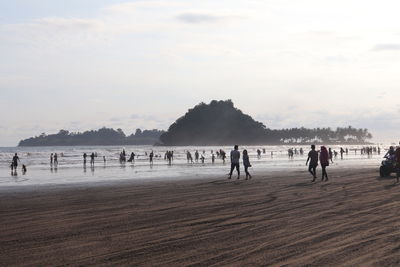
[9,144,387,182]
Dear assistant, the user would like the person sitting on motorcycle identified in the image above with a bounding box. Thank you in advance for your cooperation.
[384,146,396,160]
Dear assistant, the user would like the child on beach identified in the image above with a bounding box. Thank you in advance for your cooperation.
[243,149,252,180]
[22,164,27,174]
[306,145,318,182]
[320,146,329,181]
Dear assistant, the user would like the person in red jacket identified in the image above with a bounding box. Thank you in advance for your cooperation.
[320,146,330,182]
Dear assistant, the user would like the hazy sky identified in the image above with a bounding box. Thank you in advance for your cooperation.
[1,0,400,146]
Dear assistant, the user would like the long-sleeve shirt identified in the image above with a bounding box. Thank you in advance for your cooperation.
[230,150,240,164]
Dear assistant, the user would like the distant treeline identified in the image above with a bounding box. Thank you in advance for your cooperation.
[159,100,373,145]
[18,128,164,146]
[265,127,372,144]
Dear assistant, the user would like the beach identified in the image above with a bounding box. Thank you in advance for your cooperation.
[1,167,400,266]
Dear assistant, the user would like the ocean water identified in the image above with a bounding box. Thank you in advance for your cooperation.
[0,145,386,187]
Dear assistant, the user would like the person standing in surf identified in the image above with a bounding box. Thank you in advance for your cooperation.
[320,146,330,181]
[306,145,318,182]
[229,145,240,179]
[90,152,95,167]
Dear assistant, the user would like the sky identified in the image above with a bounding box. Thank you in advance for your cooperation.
[1,0,400,146]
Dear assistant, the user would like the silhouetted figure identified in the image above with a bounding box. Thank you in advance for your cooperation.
[320,146,329,181]
[103,156,106,164]
[262,148,266,154]
[167,151,172,165]
[306,145,318,182]
[288,149,294,159]
[243,149,252,180]
[195,150,199,162]
[257,149,261,159]
[328,148,333,163]
[187,151,193,163]
[340,147,344,159]
[90,152,95,167]
[200,154,205,164]
[83,153,87,166]
[149,151,154,165]
[128,152,135,162]
[54,153,58,167]
[211,153,215,164]
[22,164,27,175]
[12,153,20,172]
[228,145,240,179]
[221,150,226,163]
[50,153,54,167]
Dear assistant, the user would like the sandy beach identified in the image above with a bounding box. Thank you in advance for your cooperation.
[1,167,400,266]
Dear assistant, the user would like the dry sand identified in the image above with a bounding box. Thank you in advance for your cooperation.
[1,167,400,266]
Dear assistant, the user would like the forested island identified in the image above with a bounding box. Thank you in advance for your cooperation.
[18,128,164,146]
[19,100,373,146]
[159,100,373,145]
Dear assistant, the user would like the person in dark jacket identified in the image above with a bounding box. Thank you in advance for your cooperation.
[320,146,330,181]
[243,149,252,180]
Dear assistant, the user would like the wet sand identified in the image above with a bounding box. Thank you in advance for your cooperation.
[1,167,400,266]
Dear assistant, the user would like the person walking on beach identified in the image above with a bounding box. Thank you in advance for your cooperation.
[229,145,240,179]
[83,153,87,166]
[50,153,54,167]
[328,148,333,163]
[306,145,318,182]
[320,146,330,181]
[195,150,199,163]
[243,149,252,180]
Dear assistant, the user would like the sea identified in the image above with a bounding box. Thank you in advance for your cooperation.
[0,145,387,187]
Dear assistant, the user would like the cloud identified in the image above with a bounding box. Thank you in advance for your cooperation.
[103,1,182,14]
[372,44,400,51]
[175,12,242,24]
